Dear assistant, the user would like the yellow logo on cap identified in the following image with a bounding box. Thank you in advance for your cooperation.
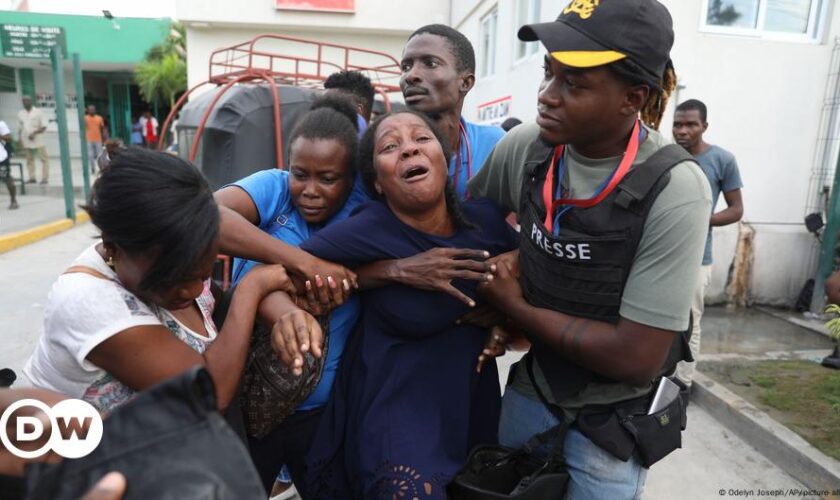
[563,0,600,19]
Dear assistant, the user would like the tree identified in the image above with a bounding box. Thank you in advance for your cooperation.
[135,52,186,109]
[707,0,742,26]
[134,21,187,108]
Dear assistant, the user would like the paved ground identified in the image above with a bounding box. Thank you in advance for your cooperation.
[0,155,90,235]
[1,223,823,498]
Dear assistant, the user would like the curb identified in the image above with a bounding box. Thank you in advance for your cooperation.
[693,370,840,495]
[0,211,90,254]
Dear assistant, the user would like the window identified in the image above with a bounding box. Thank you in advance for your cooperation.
[480,8,498,78]
[0,65,15,93]
[515,0,541,60]
[702,0,826,41]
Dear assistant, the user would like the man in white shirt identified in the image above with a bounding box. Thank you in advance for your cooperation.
[17,95,50,184]
[0,120,19,209]
[138,110,158,148]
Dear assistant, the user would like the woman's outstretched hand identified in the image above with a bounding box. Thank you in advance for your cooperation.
[391,248,496,307]
[270,309,324,376]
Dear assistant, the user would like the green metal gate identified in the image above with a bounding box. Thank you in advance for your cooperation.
[107,80,131,144]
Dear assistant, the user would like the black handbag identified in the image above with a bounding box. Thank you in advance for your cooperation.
[449,356,570,499]
[448,422,570,499]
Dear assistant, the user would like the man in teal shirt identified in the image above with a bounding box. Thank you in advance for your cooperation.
[673,98,744,387]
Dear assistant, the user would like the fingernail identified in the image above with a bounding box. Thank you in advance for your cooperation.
[305,280,312,290]
[328,276,336,288]
[490,264,497,272]
[342,279,350,291]
[483,251,490,258]
[486,274,494,281]
[455,319,461,324]
[468,300,476,307]
[301,343,309,351]
[315,275,323,286]
[93,472,125,492]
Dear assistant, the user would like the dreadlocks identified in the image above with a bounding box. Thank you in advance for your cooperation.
[609,58,677,130]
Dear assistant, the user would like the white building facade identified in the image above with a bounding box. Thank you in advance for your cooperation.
[176,0,450,98]
[456,0,838,306]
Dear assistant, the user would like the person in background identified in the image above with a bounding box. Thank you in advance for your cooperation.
[324,70,375,136]
[85,105,107,175]
[501,117,522,132]
[0,119,18,210]
[130,117,144,147]
[17,96,49,185]
[400,24,504,199]
[672,98,744,389]
[167,113,180,153]
[96,139,125,172]
[139,111,159,148]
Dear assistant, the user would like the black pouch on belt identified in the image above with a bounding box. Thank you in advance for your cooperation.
[576,391,684,468]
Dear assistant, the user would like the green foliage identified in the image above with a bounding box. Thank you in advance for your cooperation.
[134,21,186,108]
[818,374,840,414]
[824,304,840,341]
[733,360,840,459]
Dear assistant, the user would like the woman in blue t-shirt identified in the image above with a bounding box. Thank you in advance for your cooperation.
[214,96,366,493]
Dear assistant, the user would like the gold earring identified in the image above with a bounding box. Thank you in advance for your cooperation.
[106,256,115,269]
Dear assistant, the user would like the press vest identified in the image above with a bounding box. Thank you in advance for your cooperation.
[518,138,695,403]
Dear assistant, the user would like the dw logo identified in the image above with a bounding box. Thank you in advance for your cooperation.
[0,399,103,459]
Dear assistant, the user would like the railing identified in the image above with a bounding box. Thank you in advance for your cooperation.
[159,34,403,168]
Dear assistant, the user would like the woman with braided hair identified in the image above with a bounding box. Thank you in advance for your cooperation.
[467,1,711,498]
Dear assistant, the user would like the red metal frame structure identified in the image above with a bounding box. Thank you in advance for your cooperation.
[158,34,403,169]
[159,35,403,288]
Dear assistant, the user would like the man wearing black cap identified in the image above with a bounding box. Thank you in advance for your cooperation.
[471,1,712,497]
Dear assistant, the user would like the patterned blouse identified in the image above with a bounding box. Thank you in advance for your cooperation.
[81,281,218,414]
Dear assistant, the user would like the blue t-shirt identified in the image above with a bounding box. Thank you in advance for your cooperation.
[450,119,505,199]
[696,145,743,265]
[230,168,366,410]
[356,114,367,138]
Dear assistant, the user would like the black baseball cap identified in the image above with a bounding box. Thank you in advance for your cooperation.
[518,0,674,79]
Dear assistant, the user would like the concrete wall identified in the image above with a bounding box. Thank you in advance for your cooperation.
[177,0,449,34]
[177,0,450,95]
[455,0,836,306]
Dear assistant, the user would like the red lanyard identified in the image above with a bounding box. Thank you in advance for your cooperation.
[542,120,642,232]
[452,121,472,195]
